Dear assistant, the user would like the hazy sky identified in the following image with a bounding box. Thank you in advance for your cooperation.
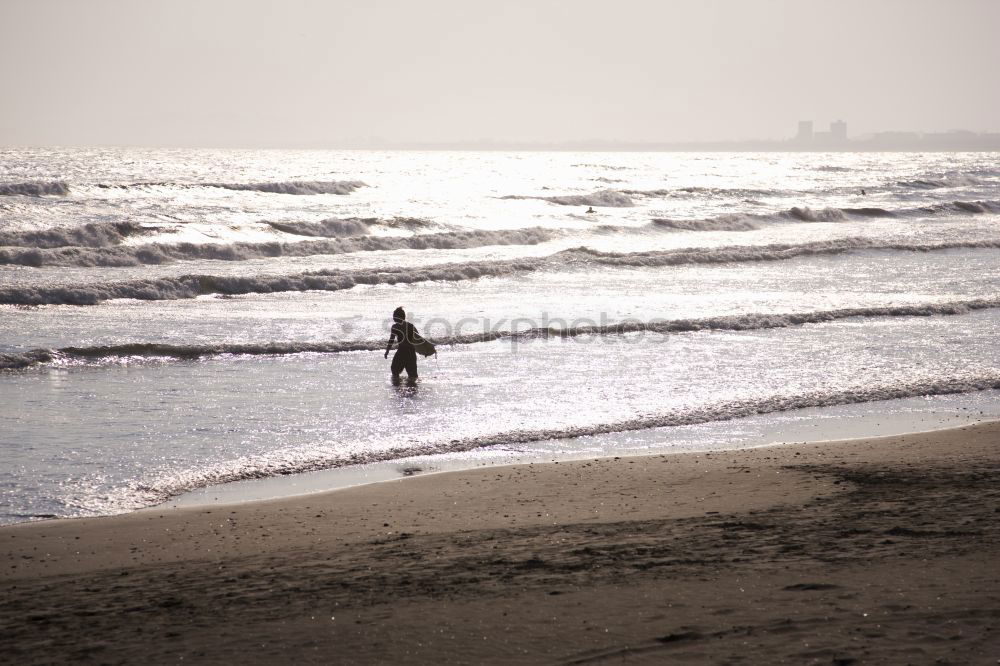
[1,0,998,147]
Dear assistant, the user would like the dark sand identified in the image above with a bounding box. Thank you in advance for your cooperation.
[3,423,999,664]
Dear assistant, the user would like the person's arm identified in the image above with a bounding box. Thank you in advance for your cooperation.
[384,328,397,358]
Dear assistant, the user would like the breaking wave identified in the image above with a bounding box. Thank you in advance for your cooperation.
[2,237,998,306]
[5,298,998,370]
[673,186,783,197]
[502,189,635,207]
[266,218,370,237]
[0,349,57,371]
[265,216,431,237]
[61,180,368,195]
[896,174,981,189]
[839,207,898,218]
[0,228,554,268]
[783,207,852,222]
[923,200,1000,215]
[651,216,761,231]
[205,180,367,195]
[508,187,782,206]
[501,183,1000,220]
[0,342,381,370]
[0,181,70,197]
[567,238,1000,270]
[651,199,999,233]
[0,221,157,248]
[126,372,1000,507]
[571,164,632,171]
[621,188,674,198]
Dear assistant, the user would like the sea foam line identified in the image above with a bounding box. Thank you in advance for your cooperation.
[123,372,1000,510]
[4,298,998,370]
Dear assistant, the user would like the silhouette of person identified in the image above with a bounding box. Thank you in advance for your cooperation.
[586,206,596,214]
[860,188,867,196]
[385,306,419,380]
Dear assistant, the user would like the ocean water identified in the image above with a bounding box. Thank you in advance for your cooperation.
[1,148,999,523]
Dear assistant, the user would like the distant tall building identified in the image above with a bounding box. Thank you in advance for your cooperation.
[796,121,814,142]
[831,120,847,141]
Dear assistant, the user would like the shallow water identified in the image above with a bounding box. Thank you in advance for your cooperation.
[1,149,999,522]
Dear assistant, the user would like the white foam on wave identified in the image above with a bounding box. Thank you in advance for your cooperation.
[502,189,635,207]
[0,181,70,196]
[897,174,982,189]
[0,227,554,268]
[6,297,999,370]
[205,180,367,195]
[651,216,761,231]
[568,238,1000,269]
[2,237,998,305]
[0,221,157,249]
[264,217,431,237]
[652,199,1000,232]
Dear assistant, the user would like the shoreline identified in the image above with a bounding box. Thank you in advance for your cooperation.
[166,392,1000,512]
[1,389,994,527]
[3,421,999,663]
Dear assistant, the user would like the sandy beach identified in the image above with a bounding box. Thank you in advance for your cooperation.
[3,422,999,664]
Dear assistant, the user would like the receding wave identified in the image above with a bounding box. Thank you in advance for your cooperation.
[0,221,156,249]
[5,298,998,370]
[205,180,367,195]
[3,238,997,305]
[0,228,554,268]
[265,216,432,237]
[127,372,1000,507]
[502,189,635,207]
[0,181,70,197]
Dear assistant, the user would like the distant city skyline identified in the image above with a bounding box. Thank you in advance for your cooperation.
[1,0,998,148]
[257,120,1000,152]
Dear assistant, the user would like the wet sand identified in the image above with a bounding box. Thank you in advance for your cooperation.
[3,422,999,664]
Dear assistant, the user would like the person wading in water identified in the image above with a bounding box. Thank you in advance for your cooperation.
[384,306,420,380]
